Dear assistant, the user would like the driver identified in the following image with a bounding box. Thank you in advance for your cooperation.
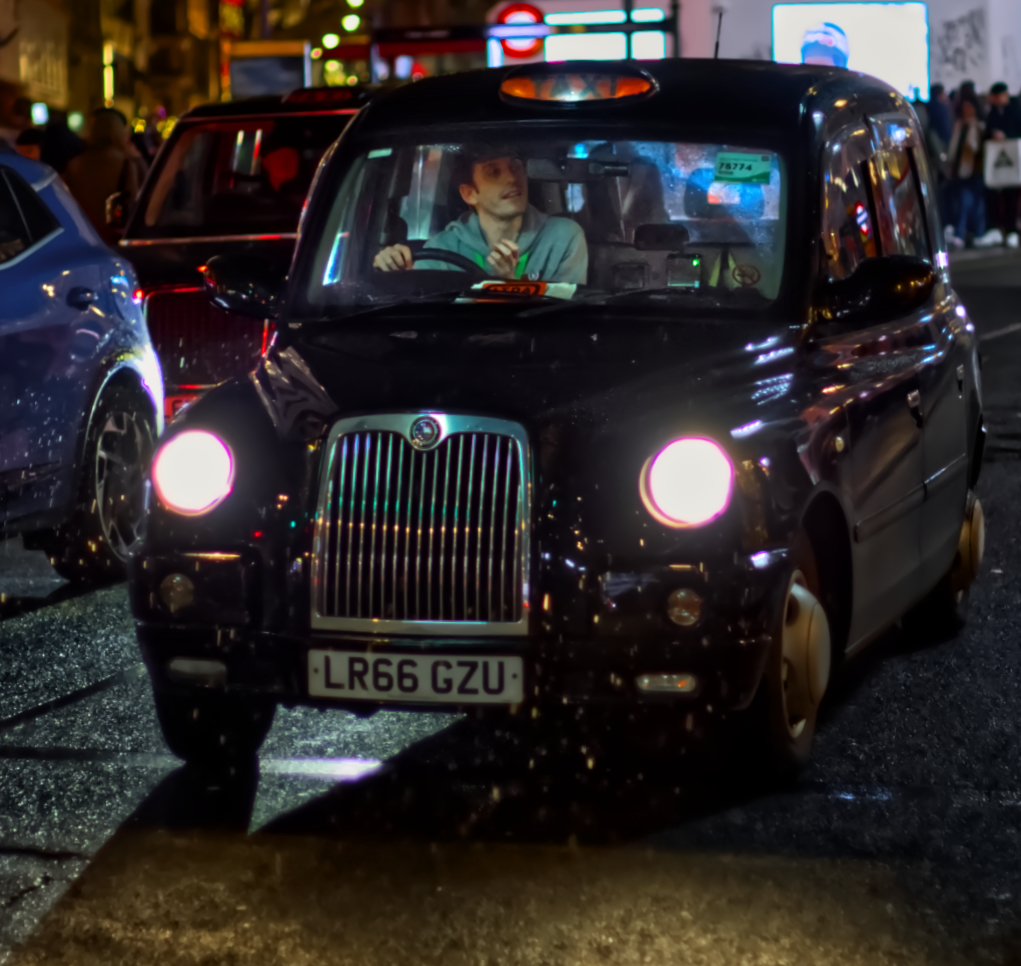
[373,147,588,284]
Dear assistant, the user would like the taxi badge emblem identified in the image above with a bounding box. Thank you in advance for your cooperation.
[409,416,441,450]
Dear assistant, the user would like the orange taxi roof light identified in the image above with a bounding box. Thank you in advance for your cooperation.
[500,72,655,104]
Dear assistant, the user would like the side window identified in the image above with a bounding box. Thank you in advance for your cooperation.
[3,169,60,243]
[0,171,32,265]
[821,127,878,281]
[868,118,931,260]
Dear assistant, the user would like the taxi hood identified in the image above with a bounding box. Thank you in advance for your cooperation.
[254,313,800,443]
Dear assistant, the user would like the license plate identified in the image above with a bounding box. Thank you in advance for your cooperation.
[307,650,524,704]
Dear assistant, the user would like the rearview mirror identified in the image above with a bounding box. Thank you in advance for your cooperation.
[202,253,284,319]
[815,255,936,330]
[526,157,632,182]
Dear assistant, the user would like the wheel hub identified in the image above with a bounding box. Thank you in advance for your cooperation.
[952,492,985,594]
[779,572,831,741]
[95,410,151,561]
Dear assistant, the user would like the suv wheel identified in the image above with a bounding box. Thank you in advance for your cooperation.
[42,385,155,584]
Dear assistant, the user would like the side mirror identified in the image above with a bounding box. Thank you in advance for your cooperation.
[105,191,130,234]
[202,253,284,319]
[815,255,936,329]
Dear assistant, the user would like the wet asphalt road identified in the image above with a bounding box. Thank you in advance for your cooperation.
[1,254,1020,965]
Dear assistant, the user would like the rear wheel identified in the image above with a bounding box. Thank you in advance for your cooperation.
[153,689,276,770]
[40,385,155,584]
[904,490,984,639]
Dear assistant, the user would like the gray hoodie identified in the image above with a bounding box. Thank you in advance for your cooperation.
[416,204,588,284]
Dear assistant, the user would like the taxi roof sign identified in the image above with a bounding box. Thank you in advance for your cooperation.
[500,67,656,105]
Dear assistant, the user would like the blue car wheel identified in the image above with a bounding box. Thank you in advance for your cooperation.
[42,384,156,584]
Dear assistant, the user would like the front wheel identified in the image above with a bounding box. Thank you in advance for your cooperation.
[153,690,276,770]
[747,535,833,777]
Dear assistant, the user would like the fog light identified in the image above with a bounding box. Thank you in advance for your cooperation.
[168,658,226,686]
[666,587,703,626]
[160,573,195,613]
[635,673,698,693]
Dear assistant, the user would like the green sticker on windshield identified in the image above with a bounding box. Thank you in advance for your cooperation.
[713,152,772,184]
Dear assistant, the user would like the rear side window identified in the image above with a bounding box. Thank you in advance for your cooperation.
[3,169,61,244]
[868,118,931,260]
[0,171,33,264]
[821,126,878,281]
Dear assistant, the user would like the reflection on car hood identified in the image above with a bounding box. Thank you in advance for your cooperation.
[254,316,801,443]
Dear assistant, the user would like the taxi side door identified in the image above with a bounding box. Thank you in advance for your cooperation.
[816,121,929,649]
[868,113,970,591]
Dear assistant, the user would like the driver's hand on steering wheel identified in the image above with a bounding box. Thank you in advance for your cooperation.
[373,244,413,271]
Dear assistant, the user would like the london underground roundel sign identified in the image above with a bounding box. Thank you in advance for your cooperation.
[497,2,544,59]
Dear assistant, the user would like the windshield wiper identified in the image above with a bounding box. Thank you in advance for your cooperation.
[517,285,724,319]
[308,287,562,323]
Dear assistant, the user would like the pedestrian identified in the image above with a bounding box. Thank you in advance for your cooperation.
[983,81,1021,247]
[927,84,953,147]
[956,80,984,119]
[63,108,142,246]
[40,108,84,174]
[945,96,991,248]
[0,82,31,149]
[924,84,953,226]
[14,127,43,162]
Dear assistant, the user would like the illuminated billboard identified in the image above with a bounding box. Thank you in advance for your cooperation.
[772,2,929,100]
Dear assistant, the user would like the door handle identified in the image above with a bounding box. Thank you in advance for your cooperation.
[907,389,923,428]
[67,287,98,310]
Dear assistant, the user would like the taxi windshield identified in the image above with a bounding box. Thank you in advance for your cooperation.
[300,132,788,315]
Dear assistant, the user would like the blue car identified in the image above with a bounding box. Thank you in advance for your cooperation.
[0,147,164,582]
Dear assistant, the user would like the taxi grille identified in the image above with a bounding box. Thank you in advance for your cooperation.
[145,288,272,389]
[314,424,528,629]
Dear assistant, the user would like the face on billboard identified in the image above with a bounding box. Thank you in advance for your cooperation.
[772,2,930,100]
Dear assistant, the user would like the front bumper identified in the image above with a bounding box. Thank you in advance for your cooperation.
[132,549,788,715]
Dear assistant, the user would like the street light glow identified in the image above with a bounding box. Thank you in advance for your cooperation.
[322,33,340,48]
[342,14,361,31]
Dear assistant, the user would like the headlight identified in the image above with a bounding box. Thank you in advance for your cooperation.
[152,430,235,515]
[639,437,733,528]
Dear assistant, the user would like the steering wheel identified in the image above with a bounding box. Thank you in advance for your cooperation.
[411,248,489,276]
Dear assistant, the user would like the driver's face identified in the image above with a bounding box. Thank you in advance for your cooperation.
[460,157,528,219]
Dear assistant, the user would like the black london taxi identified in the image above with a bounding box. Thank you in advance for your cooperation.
[129,60,985,775]
[114,86,373,420]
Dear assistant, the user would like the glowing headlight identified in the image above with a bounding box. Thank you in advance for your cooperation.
[152,430,235,515]
[640,437,733,528]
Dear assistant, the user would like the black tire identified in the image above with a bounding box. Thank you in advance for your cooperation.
[41,384,155,584]
[153,689,276,770]
[744,532,833,778]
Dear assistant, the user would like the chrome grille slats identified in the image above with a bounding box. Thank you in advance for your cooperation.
[312,415,529,635]
[500,441,513,620]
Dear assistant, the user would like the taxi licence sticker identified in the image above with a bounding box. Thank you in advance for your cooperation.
[713,152,772,184]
